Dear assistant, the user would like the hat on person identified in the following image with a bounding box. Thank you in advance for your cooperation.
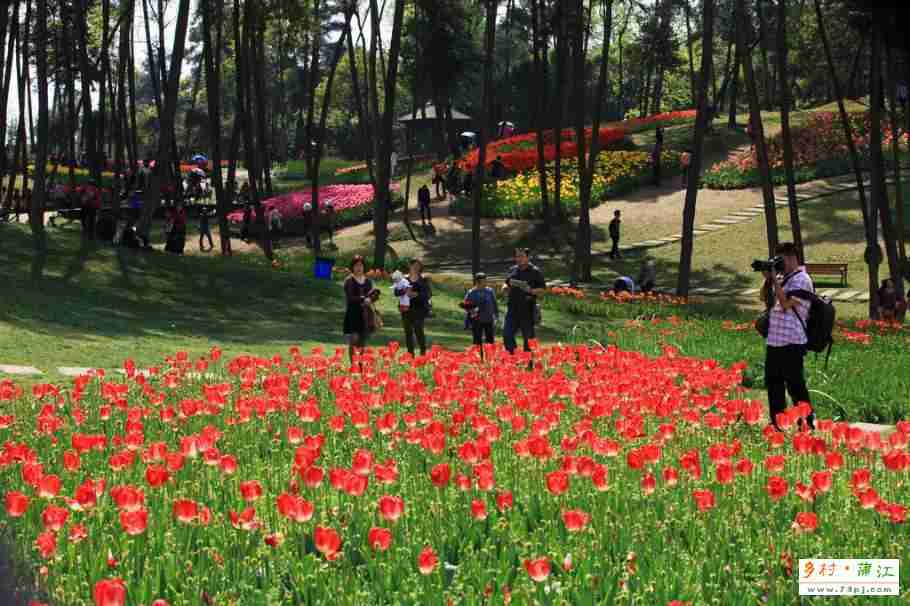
[303,203,313,211]
[474,272,487,282]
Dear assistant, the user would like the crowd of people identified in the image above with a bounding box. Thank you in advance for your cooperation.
[342,248,547,368]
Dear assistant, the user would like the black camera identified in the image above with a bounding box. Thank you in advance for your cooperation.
[751,255,784,273]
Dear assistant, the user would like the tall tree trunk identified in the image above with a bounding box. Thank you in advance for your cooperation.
[138,0,192,239]
[308,7,354,254]
[677,0,714,296]
[202,0,231,255]
[77,0,99,182]
[552,4,567,224]
[869,23,905,307]
[651,0,672,114]
[347,20,375,183]
[739,0,778,256]
[756,0,772,109]
[715,41,733,112]
[0,0,16,184]
[885,44,906,296]
[238,0,270,258]
[573,0,613,283]
[813,0,878,317]
[142,0,163,118]
[728,2,740,129]
[183,65,202,154]
[254,13,272,196]
[616,0,632,116]
[471,0,497,275]
[370,0,406,270]
[97,0,111,175]
[685,0,696,106]
[846,34,865,101]
[529,0,551,227]
[127,11,139,170]
[776,0,803,261]
[29,0,49,249]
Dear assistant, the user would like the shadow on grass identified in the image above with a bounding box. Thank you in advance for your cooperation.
[0,224,344,349]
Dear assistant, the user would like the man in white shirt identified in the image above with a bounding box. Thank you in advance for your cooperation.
[760,242,816,431]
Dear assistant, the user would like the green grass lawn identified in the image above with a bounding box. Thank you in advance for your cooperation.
[0,222,578,384]
[272,157,371,192]
[589,184,910,299]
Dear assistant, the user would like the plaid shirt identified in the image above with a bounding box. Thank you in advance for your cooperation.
[767,268,813,347]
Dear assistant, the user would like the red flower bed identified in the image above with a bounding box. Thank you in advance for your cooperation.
[0,343,906,604]
[458,110,697,174]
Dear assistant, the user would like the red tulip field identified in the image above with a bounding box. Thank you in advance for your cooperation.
[1,343,907,605]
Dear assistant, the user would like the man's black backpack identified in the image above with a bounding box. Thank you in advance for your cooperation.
[790,289,836,366]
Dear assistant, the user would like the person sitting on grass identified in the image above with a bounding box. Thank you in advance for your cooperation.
[877,278,905,323]
[461,272,499,360]
[612,276,636,294]
[637,259,657,293]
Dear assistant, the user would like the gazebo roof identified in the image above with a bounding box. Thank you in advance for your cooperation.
[397,103,471,123]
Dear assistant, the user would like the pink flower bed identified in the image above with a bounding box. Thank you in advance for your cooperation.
[227,184,397,223]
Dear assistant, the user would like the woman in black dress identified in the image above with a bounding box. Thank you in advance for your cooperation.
[343,256,375,366]
[394,259,432,357]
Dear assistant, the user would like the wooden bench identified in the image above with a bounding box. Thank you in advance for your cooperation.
[805,263,848,287]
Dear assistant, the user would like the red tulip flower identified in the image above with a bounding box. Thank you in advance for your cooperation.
[496,490,514,512]
[417,546,438,575]
[811,470,833,494]
[119,509,148,535]
[378,495,405,522]
[172,499,199,524]
[41,505,69,532]
[110,485,145,512]
[94,578,126,606]
[766,476,789,501]
[314,526,342,560]
[792,511,818,533]
[524,557,551,582]
[145,465,169,488]
[692,489,715,512]
[545,470,569,496]
[5,491,29,517]
[430,463,451,488]
[35,531,57,559]
[277,494,314,523]
[470,499,488,520]
[368,527,392,551]
[239,480,263,502]
[562,509,590,532]
[37,474,61,499]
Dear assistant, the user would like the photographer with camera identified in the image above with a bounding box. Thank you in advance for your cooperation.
[757,243,816,432]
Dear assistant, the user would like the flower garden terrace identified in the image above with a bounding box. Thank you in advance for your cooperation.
[1,342,908,605]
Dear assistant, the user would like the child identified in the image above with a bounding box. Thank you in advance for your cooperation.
[391,270,411,313]
[461,272,499,358]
